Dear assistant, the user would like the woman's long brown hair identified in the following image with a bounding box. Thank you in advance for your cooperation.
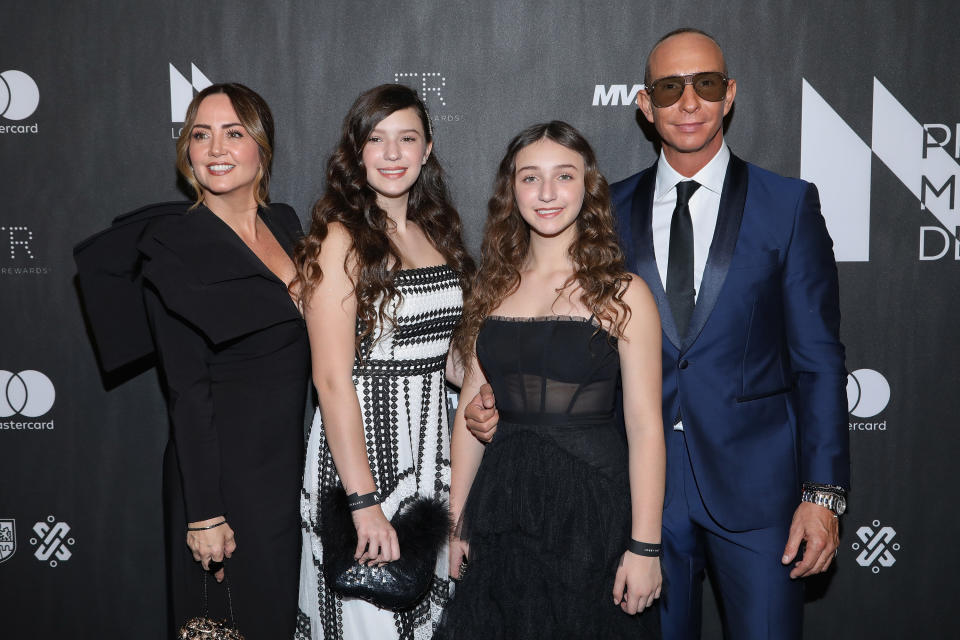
[293,84,474,350]
[454,121,631,360]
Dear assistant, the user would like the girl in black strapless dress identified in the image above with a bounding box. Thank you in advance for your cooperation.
[437,122,665,639]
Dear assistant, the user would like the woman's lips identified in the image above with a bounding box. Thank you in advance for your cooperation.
[377,167,408,179]
[535,207,563,218]
[206,163,235,176]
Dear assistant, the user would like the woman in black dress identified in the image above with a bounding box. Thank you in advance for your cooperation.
[436,122,664,638]
[137,84,308,638]
[76,83,306,637]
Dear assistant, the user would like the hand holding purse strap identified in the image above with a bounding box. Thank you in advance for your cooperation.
[178,566,243,640]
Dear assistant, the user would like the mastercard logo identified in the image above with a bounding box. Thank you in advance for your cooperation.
[0,71,40,121]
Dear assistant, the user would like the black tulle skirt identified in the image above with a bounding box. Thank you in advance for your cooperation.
[435,422,660,639]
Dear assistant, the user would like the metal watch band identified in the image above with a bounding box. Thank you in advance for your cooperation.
[801,488,846,516]
[802,482,847,496]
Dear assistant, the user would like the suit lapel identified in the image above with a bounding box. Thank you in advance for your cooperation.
[629,164,683,349]
[681,154,749,352]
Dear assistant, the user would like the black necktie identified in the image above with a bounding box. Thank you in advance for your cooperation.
[666,180,700,338]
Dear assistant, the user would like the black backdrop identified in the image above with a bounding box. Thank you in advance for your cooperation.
[1,1,957,637]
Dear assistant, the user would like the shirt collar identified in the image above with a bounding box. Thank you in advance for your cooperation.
[654,142,730,201]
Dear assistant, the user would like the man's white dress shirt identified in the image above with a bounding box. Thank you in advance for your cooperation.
[651,143,730,429]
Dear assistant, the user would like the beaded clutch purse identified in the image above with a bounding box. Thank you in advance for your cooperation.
[178,570,244,640]
[320,489,449,611]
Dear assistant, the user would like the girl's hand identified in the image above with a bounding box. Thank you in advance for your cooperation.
[449,537,470,580]
[612,551,662,614]
[351,505,400,565]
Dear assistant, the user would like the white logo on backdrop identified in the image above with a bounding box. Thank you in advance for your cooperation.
[801,78,960,261]
[592,84,644,106]
[170,63,212,122]
[394,73,447,106]
[0,370,55,418]
[0,225,34,260]
[846,369,890,418]
[851,520,899,573]
[0,70,39,120]
[0,519,15,562]
[0,225,47,275]
[30,516,74,567]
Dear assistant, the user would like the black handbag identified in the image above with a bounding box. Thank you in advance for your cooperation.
[320,488,449,611]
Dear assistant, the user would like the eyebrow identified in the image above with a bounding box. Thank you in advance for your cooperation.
[516,163,580,172]
[191,122,244,129]
[370,128,421,135]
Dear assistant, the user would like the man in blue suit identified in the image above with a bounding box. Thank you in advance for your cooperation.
[466,28,850,639]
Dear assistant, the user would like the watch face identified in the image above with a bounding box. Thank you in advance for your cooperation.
[835,497,847,516]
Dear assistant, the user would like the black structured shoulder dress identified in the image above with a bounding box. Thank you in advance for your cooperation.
[435,315,660,640]
[138,203,310,639]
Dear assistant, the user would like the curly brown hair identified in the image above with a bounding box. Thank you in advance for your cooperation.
[176,83,274,209]
[293,84,475,349]
[454,121,631,360]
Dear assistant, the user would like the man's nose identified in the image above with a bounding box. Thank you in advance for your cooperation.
[677,81,700,112]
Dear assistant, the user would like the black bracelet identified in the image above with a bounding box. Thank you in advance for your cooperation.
[187,520,227,532]
[347,491,381,512]
[628,539,662,557]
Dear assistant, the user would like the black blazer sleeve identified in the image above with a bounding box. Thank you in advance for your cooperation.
[142,248,225,523]
[144,287,225,522]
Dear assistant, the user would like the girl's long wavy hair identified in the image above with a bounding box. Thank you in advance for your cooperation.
[293,84,474,350]
[454,121,631,360]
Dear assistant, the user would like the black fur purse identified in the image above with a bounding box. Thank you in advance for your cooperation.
[320,489,449,611]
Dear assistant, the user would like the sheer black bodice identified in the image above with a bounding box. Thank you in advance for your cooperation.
[477,315,620,425]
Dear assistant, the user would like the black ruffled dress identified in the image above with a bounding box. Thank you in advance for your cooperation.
[435,316,660,639]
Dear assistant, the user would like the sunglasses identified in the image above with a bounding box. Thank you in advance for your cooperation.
[642,72,729,108]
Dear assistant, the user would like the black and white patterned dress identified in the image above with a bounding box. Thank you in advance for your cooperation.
[297,265,462,640]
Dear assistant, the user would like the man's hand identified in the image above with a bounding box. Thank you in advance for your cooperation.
[464,383,498,443]
[781,501,839,578]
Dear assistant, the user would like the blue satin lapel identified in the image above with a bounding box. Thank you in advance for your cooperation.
[629,165,682,349]
[681,155,749,353]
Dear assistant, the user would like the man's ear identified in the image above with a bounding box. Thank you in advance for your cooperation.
[637,90,655,124]
[722,79,737,117]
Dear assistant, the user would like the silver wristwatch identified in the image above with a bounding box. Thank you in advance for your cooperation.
[801,487,847,516]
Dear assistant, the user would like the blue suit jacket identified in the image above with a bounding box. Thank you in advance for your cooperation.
[611,154,850,531]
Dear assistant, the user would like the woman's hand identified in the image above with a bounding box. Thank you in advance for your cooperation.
[612,551,662,615]
[351,505,400,565]
[186,516,236,583]
[449,537,470,580]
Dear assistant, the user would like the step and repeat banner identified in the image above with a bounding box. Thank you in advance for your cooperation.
[1,1,957,637]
